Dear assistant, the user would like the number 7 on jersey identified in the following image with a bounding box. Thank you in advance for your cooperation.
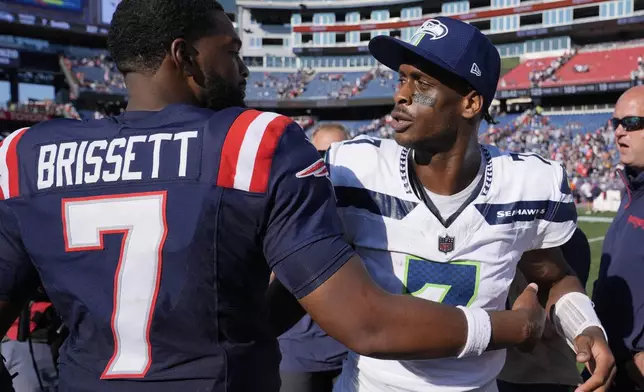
[62,191,168,379]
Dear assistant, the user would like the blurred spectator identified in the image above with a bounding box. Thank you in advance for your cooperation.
[326,67,394,100]
[251,69,314,99]
[529,48,577,88]
[292,116,315,131]
[632,53,644,85]
[1,302,58,392]
[63,53,126,95]
[480,109,622,193]
[310,123,350,154]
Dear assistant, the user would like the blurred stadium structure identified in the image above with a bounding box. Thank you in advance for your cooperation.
[0,0,642,210]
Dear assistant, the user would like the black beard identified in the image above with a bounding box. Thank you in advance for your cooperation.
[203,73,246,111]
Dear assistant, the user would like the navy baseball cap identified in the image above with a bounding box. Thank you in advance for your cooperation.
[369,17,500,113]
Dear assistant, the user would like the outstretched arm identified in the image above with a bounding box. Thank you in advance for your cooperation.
[300,254,543,360]
[263,123,544,361]
[518,247,583,316]
[519,247,615,392]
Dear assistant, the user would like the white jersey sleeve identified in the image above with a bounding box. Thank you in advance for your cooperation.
[530,162,577,250]
[325,135,389,245]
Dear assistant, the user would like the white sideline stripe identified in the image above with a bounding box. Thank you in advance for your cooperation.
[588,236,605,243]
[578,216,613,223]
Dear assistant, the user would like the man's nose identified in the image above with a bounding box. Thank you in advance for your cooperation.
[395,82,412,106]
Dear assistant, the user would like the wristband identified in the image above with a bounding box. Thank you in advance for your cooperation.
[456,306,492,358]
[553,292,608,350]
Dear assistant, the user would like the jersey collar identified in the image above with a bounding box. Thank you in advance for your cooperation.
[402,145,493,229]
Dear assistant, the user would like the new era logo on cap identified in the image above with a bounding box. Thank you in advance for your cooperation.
[470,63,481,77]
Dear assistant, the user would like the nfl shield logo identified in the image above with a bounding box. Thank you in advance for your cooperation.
[438,235,455,254]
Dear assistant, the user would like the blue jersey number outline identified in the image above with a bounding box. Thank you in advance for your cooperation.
[403,256,481,307]
[343,138,381,148]
[509,152,551,166]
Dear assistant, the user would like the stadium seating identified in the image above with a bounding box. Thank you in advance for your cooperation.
[498,56,559,90]
[247,68,396,101]
[545,112,610,134]
[247,72,293,100]
[297,72,364,99]
[360,75,396,98]
[62,48,127,96]
[478,112,520,134]
[542,46,644,86]
[499,43,644,90]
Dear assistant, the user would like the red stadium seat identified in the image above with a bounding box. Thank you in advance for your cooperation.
[542,46,644,86]
[498,56,559,90]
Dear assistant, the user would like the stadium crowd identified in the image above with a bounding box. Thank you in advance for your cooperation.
[250,69,314,99]
[479,109,623,199]
[528,48,577,87]
[248,67,396,100]
[323,67,395,99]
[632,55,644,84]
[0,101,79,120]
[62,54,126,95]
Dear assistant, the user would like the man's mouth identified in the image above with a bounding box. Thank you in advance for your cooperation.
[391,111,413,132]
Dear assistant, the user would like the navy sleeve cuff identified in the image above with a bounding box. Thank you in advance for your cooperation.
[272,235,355,299]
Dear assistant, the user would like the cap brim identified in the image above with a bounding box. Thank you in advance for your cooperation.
[369,35,459,81]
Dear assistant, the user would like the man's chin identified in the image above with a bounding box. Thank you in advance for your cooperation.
[394,132,456,154]
[394,131,419,150]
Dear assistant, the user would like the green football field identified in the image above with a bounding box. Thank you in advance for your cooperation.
[577,212,616,296]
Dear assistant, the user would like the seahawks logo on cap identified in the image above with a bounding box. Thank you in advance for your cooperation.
[409,19,449,46]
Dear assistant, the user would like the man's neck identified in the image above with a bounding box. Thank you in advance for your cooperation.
[124,73,197,112]
[414,138,482,196]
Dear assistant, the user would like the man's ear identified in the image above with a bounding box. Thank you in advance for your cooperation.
[169,38,198,77]
[461,90,483,121]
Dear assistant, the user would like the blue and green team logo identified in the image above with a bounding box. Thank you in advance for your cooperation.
[409,19,449,46]
[402,256,481,307]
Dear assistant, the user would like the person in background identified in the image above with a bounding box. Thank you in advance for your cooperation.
[310,123,351,158]
[593,85,644,391]
[278,123,350,392]
[498,227,592,392]
[1,300,58,392]
[579,180,595,214]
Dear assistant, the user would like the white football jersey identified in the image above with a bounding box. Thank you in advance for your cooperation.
[327,136,577,392]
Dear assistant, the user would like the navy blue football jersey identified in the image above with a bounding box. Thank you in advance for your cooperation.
[0,103,354,391]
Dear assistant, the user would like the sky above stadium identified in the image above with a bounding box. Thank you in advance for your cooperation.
[220,0,236,14]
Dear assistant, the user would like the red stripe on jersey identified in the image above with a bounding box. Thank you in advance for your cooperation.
[2,128,28,200]
[217,110,262,188]
[248,115,292,193]
[0,139,4,200]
